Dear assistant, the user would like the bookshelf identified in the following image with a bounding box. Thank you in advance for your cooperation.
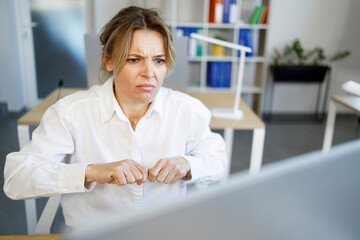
[154,0,271,114]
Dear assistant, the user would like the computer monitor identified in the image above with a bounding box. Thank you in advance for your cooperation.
[67,139,360,240]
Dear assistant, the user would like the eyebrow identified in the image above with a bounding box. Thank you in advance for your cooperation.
[128,53,166,58]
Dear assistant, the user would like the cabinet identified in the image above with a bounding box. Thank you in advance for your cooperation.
[140,0,270,114]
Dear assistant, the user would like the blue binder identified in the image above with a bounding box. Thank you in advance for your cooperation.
[238,29,254,57]
[207,62,232,88]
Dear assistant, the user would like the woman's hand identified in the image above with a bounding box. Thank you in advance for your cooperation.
[148,157,191,184]
[85,160,148,186]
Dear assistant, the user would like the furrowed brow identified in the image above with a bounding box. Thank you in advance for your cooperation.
[127,53,165,58]
[128,54,143,58]
[155,54,166,58]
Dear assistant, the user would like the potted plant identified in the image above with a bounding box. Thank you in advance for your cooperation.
[271,39,351,82]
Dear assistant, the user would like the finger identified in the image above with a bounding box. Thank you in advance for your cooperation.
[114,171,127,186]
[123,168,135,184]
[129,165,143,182]
[108,177,117,184]
[148,160,164,182]
[164,169,177,184]
[133,162,148,182]
[137,167,148,185]
[136,173,147,185]
[137,177,146,185]
[156,166,170,183]
[133,161,146,171]
[170,171,184,184]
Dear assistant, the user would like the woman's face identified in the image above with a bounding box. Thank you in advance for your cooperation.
[112,29,167,106]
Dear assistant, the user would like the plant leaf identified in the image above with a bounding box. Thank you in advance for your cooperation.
[328,51,351,62]
[292,39,304,64]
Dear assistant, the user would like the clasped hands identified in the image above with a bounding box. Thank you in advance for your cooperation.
[85,157,191,186]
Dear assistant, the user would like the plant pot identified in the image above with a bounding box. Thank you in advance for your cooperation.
[271,65,330,83]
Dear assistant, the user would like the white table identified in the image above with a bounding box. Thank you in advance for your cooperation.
[322,95,360,152]
[188,92,266,177]
[17,88,266,234]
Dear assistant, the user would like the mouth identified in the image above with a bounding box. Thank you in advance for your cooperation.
[136,84,156,91]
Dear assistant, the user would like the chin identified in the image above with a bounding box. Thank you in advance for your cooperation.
[135,93,156,104]
[138,87,161,102]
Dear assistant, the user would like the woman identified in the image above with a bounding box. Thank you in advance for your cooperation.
[4,6,227,227]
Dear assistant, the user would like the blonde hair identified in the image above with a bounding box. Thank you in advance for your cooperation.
[99,6,176,81]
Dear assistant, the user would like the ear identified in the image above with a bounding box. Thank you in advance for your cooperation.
[103,56,113,72]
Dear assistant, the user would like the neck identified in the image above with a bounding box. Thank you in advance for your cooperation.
[123,103,149,131]
[123,102,149,122]
[113,86,150,125]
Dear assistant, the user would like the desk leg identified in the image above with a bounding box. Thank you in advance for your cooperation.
[223,128,234,180]
[323,100,337,152]
[18,125,37,235]
[249,128,265,174]
[18,124,31,148]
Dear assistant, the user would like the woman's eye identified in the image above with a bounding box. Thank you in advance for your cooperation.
[155,59,165,65]
[128,58,139,63]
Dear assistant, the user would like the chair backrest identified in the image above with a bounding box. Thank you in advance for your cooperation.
[162,36,188,92]
[84,34,102,88]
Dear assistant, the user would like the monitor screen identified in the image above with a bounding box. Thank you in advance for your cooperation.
[67,139,360,240]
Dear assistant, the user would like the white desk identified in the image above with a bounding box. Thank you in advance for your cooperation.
[323,95,360,152]
[188,92,265,177]
[17,88,265,234]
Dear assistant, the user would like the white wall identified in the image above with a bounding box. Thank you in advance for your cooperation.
[92,0,171,33]
[93,0,360,113]
[0,0,25,111]
[266,0,360,113]
[2,0,359,113]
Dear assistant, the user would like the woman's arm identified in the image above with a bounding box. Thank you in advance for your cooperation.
[3,102,88,200]
[182,102,228,184]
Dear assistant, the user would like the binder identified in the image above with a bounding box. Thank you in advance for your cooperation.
[207,62,232,88]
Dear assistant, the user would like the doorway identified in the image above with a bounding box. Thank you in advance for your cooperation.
[30,0,87,98]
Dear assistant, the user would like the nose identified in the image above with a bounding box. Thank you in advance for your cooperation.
[141,59,155,79]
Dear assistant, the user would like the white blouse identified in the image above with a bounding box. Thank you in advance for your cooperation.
[3,77,227,227]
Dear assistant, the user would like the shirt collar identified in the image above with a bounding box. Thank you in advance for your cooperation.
[99,76,118,123]
[99,76,164,123]
[146,88,164,120]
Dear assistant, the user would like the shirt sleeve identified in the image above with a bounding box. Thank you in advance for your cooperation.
[182,101,228,184]
[3,100,95,200]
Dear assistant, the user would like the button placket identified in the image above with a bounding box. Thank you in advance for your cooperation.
[132,125,145,204]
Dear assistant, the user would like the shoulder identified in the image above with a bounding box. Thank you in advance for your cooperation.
[160,87,207,110]
[53,85,102,111]
[159,87,211,118]
[42,85,103,122]
[60,85,101,107]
